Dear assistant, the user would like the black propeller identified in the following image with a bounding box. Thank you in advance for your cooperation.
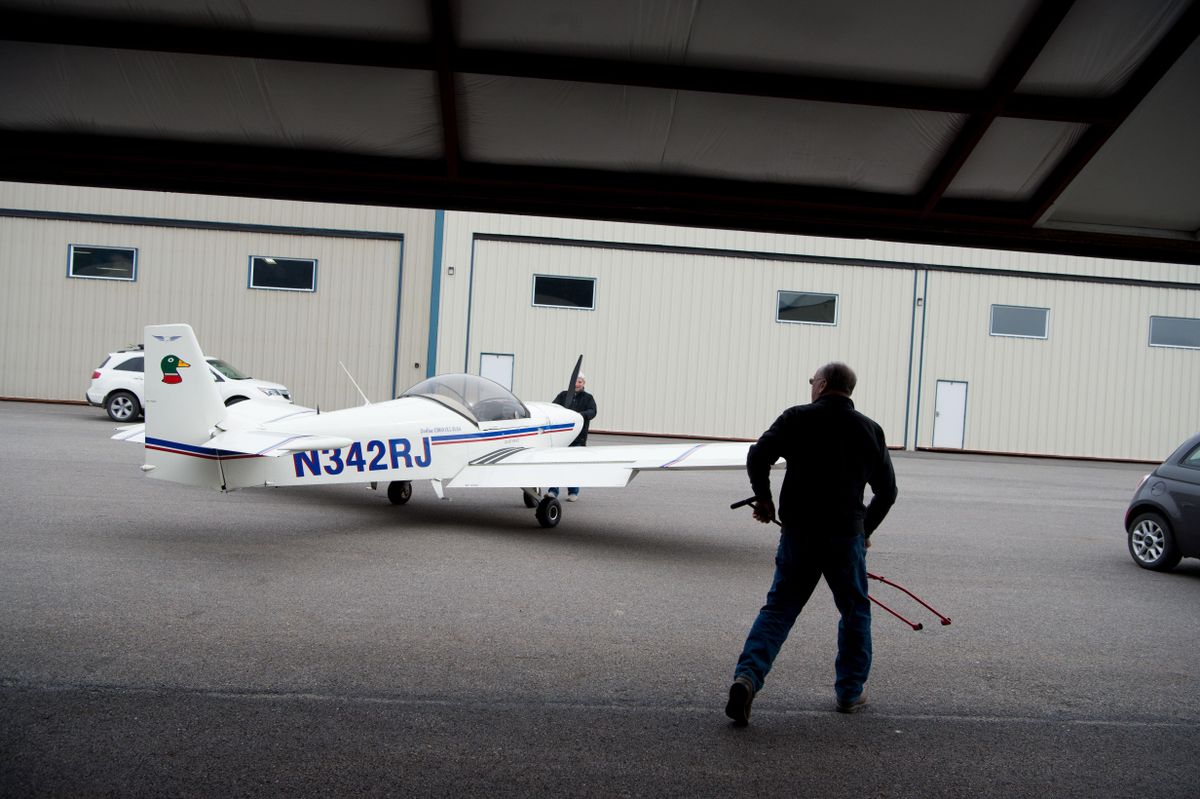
[567,354,582,397]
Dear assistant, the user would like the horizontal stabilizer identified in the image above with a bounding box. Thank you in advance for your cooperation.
[112,423,146,443]
[273,435,357,452]
[203,429,355,457]
[115,422,351,459]
[215,401,318,429]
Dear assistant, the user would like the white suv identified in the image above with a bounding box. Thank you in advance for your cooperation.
[87,346,292,422]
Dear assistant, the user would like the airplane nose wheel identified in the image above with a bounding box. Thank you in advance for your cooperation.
[387,480,412,505]
[535,495,561,528]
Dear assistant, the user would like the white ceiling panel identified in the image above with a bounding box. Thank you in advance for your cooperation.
[0,42,442,157]
[1019,0,1191,95]
[459,76,675,169]
[458,0,1044,88]
[945,118,1089,200]
[661,94,963,193]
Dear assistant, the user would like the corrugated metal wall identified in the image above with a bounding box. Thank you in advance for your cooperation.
[464,238,914,441]
[0,182,436,411]
[436,212,1197,460]
[916,270,1200,460]
[2,183,1197,461]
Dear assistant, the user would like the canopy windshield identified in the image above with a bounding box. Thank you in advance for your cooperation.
[401,374,529,423]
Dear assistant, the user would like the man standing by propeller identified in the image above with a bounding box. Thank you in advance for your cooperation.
[550,372,597,501]
[725,361,897,725]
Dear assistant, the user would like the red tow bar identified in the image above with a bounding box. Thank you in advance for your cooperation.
[731,497,952,632]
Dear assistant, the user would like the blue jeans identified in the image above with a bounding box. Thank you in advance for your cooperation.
[734,530,871,703]
[547,488,579,497]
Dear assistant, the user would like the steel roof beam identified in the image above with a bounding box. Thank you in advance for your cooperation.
[917,0,1078,214]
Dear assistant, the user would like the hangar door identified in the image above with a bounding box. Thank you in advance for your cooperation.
[464,238,915,441]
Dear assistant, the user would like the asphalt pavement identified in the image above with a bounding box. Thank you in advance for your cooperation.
[2,402,1198,797]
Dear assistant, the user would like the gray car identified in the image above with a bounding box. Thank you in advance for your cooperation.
[1125,432,1200,571]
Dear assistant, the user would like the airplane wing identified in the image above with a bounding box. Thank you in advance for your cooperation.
[446,441,778,489]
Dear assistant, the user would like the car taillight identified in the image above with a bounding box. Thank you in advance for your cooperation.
[91,371,101,379]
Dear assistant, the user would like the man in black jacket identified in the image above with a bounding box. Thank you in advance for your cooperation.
[550,373,597,501]
[725,362,897,725]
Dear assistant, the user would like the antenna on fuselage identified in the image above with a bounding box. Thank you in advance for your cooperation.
[339,360,372,406]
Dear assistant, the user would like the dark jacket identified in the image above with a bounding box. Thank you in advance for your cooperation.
[747,394,897,537]
[553,389,597,446]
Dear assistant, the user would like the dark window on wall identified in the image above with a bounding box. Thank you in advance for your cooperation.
[990,304,1048,338]
[1149,316,1200,349]
[777,291,837,325]
[533,275,595,309]
[68,245,137,281]
[249,256,317,292]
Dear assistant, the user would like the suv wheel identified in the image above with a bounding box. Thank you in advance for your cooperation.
[105,390,142,422]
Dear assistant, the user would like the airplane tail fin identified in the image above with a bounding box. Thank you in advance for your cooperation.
[142,323,227,488]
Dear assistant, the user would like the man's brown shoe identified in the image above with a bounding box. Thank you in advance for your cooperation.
[836,692,867,714]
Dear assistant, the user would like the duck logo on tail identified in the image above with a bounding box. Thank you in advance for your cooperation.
[161,354,190,384]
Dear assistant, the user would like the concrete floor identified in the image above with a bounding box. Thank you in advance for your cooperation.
[2,402,1198,797]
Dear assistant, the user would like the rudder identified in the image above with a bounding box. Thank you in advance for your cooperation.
[142,323,226,488]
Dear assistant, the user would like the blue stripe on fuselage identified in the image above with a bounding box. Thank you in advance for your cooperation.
[430,423,575,445]
[144,436,258,460]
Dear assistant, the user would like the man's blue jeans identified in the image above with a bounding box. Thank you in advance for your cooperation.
[734,530,872,703]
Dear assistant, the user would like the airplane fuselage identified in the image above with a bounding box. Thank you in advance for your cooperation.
[201,397,580,490]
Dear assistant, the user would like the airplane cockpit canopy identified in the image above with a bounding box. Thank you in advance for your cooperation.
[401,374,530,424]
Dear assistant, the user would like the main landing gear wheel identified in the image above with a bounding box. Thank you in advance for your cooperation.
[535,495,561,528]
[522,489,538,509]
[387,480,413,505]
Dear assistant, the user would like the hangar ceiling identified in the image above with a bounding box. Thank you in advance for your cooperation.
[2,0,1199,264]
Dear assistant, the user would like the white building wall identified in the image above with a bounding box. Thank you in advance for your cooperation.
[914,271,1200,461]
[0,181,436,410]
[435,210,1198,459]
[464,238,914,440]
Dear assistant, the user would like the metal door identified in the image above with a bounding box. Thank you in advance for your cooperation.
[932,380,967,449]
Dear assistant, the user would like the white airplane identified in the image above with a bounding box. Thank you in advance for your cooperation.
[113,324,765,527]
